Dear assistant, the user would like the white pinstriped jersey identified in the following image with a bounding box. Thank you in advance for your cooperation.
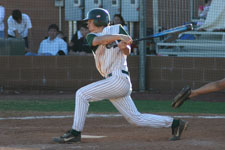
[87,25,128,77]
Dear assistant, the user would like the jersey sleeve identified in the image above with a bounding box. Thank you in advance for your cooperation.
[119,25,128,35]
[86,33,98,52]
[21,14,32,29]
[25,14,32,29]
[7,17,16,32]
[0,7,5,23]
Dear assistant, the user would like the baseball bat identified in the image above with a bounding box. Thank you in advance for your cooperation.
[133,23,193,42]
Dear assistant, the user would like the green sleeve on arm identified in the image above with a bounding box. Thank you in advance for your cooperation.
[119,25,128,35]
[86,34,98,52]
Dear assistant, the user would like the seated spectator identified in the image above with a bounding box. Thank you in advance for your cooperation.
[26,24,68,56]
[68,22,92,55]
[57,30,67,42]
[196,0,211,27]
[198,0,211,19]
[68,24,84,51]
[111,14,129,33]
[198,0,225,31]
[7,9,32,49]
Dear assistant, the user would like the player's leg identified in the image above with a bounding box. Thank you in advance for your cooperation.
[110,96,173,128]
[53,76,130,143]
[72,76,130,131]
[110,96,188,140]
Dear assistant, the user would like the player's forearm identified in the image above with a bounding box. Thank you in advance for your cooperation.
[92,34,120,46]
[190,79,225,98]
[14,30,21,38]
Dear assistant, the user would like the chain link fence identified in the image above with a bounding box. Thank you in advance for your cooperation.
[0,0,224,92]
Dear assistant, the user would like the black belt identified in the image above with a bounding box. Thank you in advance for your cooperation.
[107,70,129,77]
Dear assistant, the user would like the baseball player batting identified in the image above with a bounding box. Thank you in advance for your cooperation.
[53,8,188,143]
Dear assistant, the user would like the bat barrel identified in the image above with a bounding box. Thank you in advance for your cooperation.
[133,23,193,42]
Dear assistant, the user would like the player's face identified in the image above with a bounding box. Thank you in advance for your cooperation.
[80,27,89,37]
[87,19,97,32]
[113,16,121,25]
[48,28,58,40]
[16,18,22,24]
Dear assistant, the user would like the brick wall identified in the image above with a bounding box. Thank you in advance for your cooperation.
[0,56,224,93]
[147,56,225,93]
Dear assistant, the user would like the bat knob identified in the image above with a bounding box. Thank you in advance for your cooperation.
[187,23,194,31]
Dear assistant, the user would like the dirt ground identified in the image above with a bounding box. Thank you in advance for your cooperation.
[0,111,225,150]
[0,92,225,150]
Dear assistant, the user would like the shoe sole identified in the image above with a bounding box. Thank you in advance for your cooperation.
[52,137,81,144]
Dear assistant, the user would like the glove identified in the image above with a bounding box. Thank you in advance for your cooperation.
[171,85,191,109]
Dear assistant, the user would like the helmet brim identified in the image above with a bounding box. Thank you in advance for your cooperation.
[83,17,89,21]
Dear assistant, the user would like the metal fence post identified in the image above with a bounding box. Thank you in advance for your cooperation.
[153,0,159,34]
[139,0,147,91]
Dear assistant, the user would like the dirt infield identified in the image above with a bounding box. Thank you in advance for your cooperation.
[0,112,225,150]
[0,92,225,150]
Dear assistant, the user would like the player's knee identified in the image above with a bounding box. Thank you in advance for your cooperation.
[75,88,86,99]
[125,115,142,126]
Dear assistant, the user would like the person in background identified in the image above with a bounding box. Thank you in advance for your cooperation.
[57,30,67,42]
[38,24,68,56]
[26,24,68,56]
[68,22,92,55]
[7,9,32,48]
[68,23,84,52]
[198,0,211,19]
[0,5,5,39]
[197,0,211,27]
[112,14,129,33]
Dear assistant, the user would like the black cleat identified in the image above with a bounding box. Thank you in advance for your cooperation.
[52,129,81,143]
[169,119,188,141]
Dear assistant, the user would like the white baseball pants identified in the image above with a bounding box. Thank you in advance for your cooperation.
[72,70,173,131]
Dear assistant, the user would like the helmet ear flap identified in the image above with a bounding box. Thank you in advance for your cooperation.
[94,19,107,27]
[93,19,101,27]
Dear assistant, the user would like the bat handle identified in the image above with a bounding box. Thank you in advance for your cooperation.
[133,37,152,42]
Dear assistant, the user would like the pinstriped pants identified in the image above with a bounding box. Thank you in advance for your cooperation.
[72,70,173,131]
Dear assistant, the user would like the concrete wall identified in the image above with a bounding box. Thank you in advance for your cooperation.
[0,56,224,93]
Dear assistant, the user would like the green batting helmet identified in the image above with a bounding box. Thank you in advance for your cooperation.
[84,8,110,27]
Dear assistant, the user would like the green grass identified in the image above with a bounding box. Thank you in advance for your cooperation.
[0,99,225,114]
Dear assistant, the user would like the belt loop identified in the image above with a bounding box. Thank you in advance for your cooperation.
[121,70,129,76]
[108,73,112,77]
[106,70,129,78]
